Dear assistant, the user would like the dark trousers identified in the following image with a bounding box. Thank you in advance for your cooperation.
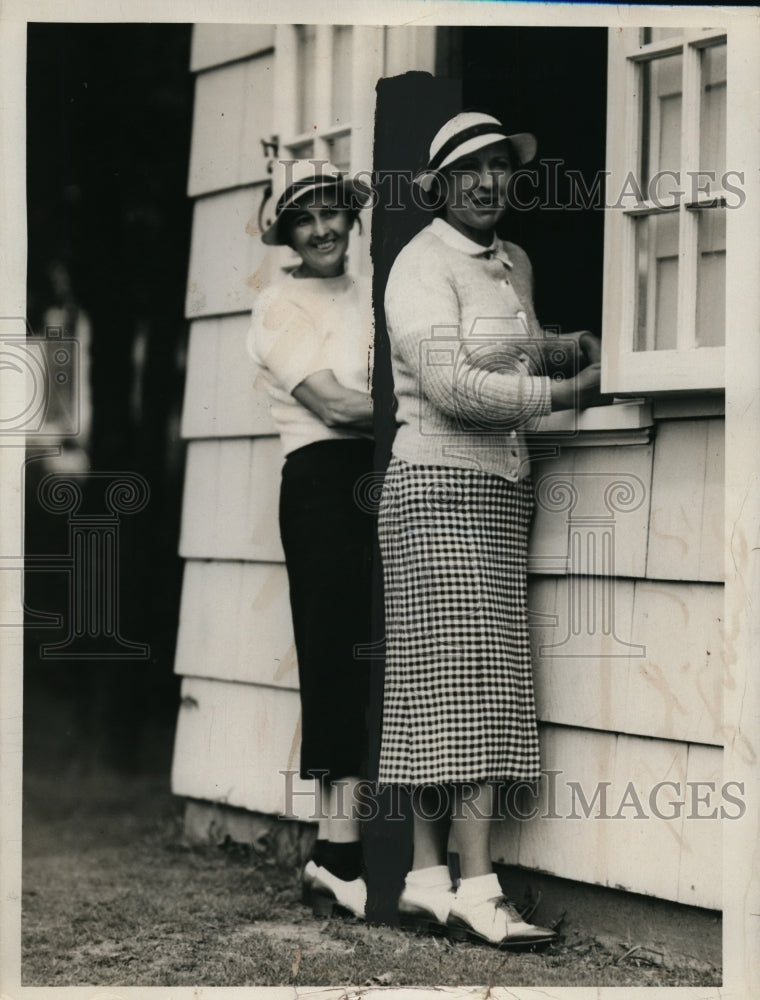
[279,438,374,783]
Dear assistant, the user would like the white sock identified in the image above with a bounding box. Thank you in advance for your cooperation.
[405,864,451,888]
[455,872,501,900]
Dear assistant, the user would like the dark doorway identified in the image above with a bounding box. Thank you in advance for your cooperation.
[456,26,608,335]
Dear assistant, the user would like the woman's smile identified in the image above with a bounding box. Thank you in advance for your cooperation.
[287,192,353,278]
[311,236,338,252]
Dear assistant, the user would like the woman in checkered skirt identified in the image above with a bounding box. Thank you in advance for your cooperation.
[378,112,603,946]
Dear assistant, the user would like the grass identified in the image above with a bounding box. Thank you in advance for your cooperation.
[21,767,721,989]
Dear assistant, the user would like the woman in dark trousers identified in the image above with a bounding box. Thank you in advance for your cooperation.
[378,112,602,946]
[248,159,374,919]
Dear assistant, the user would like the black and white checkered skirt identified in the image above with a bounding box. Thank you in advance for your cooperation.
[377,456,540,786]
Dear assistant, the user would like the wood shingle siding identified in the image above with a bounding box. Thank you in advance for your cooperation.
[647,418,724,583]
[188,55,274,196]
[186,188,269,318]
[530,444,654,580]
[530,578,723,746]
[181,316,275,439]
[179,437,283,562]
[176,561,297,689]
[491,726,722,909]
[172,676,314,819]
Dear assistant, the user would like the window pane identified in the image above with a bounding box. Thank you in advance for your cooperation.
[296,25,317,134]
[700,44,727,183]
[331,26,353,127]
[640,53,683,200]
[327,133,351,172]
[696,207,726,347]
[634,212,680,351]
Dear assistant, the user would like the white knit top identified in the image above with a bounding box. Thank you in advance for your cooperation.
[247,271,373,456]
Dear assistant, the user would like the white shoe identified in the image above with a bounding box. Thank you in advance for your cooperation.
[398,865,454,931]
[448,874,556,948]
[311,866,366,919]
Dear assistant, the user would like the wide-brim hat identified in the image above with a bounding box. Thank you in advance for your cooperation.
[260,159,371,245]
[415,111,537,192]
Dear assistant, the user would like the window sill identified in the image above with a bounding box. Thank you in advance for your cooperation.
[527,398,653,447]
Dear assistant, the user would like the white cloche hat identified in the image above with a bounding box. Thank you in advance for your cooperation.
[416,111,536,192]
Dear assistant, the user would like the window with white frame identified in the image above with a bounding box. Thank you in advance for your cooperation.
[287,24,354,168]
[269,24,383,276]
[602,27,728,393]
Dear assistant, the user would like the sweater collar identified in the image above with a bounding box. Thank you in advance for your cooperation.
[429,218,513,268]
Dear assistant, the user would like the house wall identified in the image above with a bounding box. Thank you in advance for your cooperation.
[171,24,724,912]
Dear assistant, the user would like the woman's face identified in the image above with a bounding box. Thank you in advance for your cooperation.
[441,140,514,246]
[286,189,353,278]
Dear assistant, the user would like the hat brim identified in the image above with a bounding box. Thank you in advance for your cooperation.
[261,177,372,246]
[415,132,537,192]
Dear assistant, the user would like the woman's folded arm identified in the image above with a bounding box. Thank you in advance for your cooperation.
[292,369,373,430]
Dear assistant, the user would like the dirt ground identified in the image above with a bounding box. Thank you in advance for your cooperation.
[20,766,721,990]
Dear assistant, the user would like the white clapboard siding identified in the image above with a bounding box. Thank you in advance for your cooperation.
[530,578,723,746]
[528,450,574,575]
[179,437,284,562]
[530,444,653,578]
[188,55,275,197]
[190,24,275,73]
[567,444,653,579]
[678,742,723,907]
[504,726,619,888]
[175,559,242,683]
[647,418,724,583]
[608,733,688,903]
[186,187,271,318]
[699,418,725,581]
[627,581,723,746]
[171,676,317,820]
[492,725,721,909]
[175,560,297,689]
[530,577,640,732]
[181,316,276,439]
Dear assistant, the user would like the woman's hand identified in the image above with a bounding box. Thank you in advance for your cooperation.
[549,362,603,412]
[292,369,373,431]
[578,331,602,365]
[534,331,601,379]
